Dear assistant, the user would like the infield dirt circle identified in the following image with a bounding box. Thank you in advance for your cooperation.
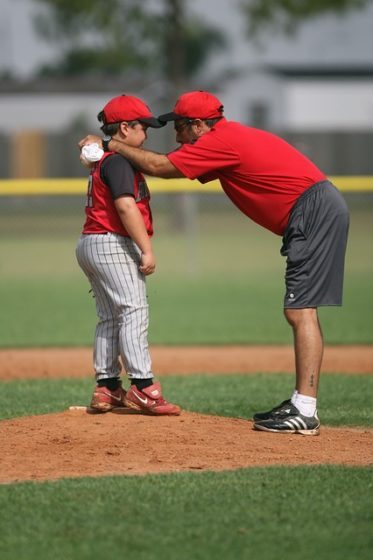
[1,345,372,484]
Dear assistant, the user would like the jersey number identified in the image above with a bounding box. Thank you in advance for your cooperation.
[136,180,150,202]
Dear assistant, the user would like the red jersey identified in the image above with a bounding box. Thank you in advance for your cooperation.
[168,118,326,235]
[82,152,153,236]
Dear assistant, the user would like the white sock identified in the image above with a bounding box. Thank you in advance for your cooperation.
[291,393,317,417]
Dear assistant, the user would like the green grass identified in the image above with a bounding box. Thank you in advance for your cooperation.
[0,194,372,347]
[1,373,372,426]
[0,195,372,560]
[0,467,372,560]
[0,273,372,346]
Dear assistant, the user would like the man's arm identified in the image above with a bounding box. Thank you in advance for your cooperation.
[79,135,184,179]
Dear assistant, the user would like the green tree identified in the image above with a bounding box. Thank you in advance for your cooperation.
[32,0,373,78]
[32,0,226,81]
[241,0,373,36]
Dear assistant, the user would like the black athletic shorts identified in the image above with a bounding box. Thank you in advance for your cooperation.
[281,180,349,309]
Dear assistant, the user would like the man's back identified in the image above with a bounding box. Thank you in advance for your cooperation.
[168,118,326,235]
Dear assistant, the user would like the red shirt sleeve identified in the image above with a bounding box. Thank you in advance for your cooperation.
[167,130,240,181]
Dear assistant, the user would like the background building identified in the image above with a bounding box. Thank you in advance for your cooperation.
[1,0,373,177]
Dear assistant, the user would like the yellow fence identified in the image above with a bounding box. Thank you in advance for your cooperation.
[0,176,372,196]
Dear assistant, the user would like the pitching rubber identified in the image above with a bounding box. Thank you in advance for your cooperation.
[68,405,139,414]
[68,405,101,414]
[68,406,87,411]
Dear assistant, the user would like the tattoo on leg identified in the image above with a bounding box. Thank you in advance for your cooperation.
[310,374,314,387]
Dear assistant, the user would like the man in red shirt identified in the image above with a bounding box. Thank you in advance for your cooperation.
[80,90,349,435]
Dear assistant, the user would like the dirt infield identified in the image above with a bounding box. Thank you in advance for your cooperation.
[1,411,372,484]
[1,346,372,483]
[1,344,373,379]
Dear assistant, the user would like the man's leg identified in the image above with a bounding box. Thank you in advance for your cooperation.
[252,306,322,435]
[253,183,348,434]
[284,307,323,397]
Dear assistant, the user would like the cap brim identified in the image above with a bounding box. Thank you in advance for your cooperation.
[158,112,184,123]
[139,117,166,128]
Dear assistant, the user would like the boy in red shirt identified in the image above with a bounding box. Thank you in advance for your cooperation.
[77,94,180,415]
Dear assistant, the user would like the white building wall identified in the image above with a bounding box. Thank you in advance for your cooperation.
[285,81,373,130]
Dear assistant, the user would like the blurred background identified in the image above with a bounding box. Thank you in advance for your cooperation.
[1,0,373,176]
[0,0,372,348]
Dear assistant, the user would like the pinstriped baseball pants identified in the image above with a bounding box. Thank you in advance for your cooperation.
[76,233,153,381]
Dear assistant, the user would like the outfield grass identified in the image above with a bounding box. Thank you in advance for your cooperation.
[0,466,372,560]
[0,193,372,347]
[0,274,372,346]
[1,373,372,426]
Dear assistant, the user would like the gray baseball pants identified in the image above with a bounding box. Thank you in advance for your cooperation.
[76,233,153,381]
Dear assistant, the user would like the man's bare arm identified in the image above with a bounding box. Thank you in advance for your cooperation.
[79,135,184,179]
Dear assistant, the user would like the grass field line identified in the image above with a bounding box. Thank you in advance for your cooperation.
[0,345,372,380]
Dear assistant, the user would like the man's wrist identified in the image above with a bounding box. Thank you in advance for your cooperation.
[102,135,112,152]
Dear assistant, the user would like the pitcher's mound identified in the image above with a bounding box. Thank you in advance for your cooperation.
[1,410,372,483]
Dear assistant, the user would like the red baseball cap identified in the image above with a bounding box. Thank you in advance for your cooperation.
[100,94,164,128]
[158,91,224,122]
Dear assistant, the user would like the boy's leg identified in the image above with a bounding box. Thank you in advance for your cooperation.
[76,234,122,380]
[76,234,125,411]
[110,236,153,380]
[92,285,122,380]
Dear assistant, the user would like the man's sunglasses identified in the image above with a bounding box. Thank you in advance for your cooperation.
[174,119,194,132]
